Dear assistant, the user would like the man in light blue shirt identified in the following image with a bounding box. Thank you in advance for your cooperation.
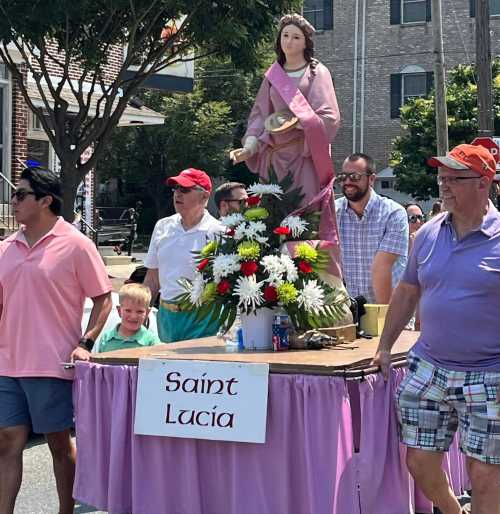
[335,153,408,303]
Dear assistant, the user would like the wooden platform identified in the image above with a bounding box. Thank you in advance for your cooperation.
[90,331,419,377]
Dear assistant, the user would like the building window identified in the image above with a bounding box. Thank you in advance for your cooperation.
[303,0,333,31]
[390,66,434,118]
[381,180,392,190]
[390,0,431,24]
[27,111,56,170]
[470,0,500,16]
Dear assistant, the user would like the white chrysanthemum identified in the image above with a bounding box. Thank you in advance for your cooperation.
[281,254,299,282]
[261,255,286,285]
[297,280,325,314]
[189,273,206,307]
[212,254,240,282]
[247,183,283,198]
[233,223,248,241]
[220,213,245,227]
[233,275,264,311]
[234,221,268,242]
[281,216,308,238]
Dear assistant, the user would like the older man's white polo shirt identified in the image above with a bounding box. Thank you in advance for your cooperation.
[144,210,224,301]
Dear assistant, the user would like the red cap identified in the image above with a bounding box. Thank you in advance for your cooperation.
[166,168,212,192]
[428,144,496,180]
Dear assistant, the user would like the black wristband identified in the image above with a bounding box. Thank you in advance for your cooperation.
[78,337,95,352]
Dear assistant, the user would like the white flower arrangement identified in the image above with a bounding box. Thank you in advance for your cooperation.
[220,213,245,227]
[234,221,268,243]
[212,253,241,282]
[189,273,206,306]
[247,183,283,198]
[280,254,299,282]
[260,255,286,285]
[233,275,264,311]
[297,279,325,315]
[281,216,308,238]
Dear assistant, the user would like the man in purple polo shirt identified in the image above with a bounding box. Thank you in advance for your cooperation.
[373,144,500,514]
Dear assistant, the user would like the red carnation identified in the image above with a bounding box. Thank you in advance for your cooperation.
[273,226,291,236]
[227,228,235,237]
[298,260,313,273]
[240,261,258,276]
[217,280,231,295]
[246,195,261,206]
[197,258,209,271]
[263,285,278,302]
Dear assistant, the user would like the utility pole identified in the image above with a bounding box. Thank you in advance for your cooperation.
[432,0,449,155]
[476,0,494,137]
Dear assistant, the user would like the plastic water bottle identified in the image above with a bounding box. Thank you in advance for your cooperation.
[224,314,241,352]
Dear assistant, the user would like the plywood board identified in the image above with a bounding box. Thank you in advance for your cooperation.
[90,331,419,376]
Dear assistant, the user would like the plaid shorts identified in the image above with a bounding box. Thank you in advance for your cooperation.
[396,352,500,464]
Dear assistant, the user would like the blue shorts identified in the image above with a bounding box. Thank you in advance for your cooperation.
[0,376,74,434]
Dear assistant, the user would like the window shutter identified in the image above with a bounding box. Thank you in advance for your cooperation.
[390,73,402,118]
[323,0,333,30]
[470,0,476,17]
[426,71,434,95]
[390,0,401,25]
[426,0,432,21]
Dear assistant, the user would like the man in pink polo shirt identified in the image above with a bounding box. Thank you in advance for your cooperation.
[0,167,112,514]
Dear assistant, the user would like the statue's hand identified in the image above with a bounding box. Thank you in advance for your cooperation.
[230,147,251,164]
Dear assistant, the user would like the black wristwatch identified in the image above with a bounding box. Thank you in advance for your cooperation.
[78,337,95,352]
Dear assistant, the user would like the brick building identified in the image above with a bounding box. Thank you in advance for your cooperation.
[304,0,500,200]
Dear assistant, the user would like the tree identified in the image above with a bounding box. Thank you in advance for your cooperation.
[391,59,500,200]
[0,0,296,219]
[99,87,234,224]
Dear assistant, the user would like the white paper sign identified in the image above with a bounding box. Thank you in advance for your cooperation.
[134,359,269,443]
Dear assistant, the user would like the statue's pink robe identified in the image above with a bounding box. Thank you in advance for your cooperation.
[244,61,340,207]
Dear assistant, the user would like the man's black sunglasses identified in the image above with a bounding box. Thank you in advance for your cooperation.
[336,172,372,183]
[226,198,247,205]
[171,185,206,194]
[11,189,37,202]
[408,214,425,223]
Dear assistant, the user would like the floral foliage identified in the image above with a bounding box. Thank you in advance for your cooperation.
[175,181,350,332]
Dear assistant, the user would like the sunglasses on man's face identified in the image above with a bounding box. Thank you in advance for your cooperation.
[336,172,372,183]
[171,185,205,194]
[11,189,37,202]
[408,214,425,223]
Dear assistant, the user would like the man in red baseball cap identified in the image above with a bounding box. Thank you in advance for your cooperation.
[165,168,213,193]
[373,143,500,514]
[144,168,224,343]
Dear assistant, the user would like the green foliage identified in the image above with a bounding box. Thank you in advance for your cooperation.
[391,59,500,200]
[99,87,234,224]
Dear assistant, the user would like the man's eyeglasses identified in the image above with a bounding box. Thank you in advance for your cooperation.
[171,185,206,194]
[408,214,425,223]
[226,198,247,206]
[11,189,36,202]
[336,172,372,183]
[436,176,481,186]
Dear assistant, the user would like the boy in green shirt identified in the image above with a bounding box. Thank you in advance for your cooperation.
[98,283,160,353]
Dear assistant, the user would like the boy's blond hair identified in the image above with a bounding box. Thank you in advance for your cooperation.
[118,283,151,308]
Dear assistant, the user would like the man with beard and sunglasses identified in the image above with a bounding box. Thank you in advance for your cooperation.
[0,167,112,514]
[335,153,408,304]
[143,168,224,343]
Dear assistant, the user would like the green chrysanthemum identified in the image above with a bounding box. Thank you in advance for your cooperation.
[200,240,218,257]
[244,207,269,221]
[295,243,318,263]
[237,241,261,260]
[277,282,298,304]
[202,282,217,303]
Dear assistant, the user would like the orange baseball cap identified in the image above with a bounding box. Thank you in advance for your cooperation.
[428,144,496,180]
